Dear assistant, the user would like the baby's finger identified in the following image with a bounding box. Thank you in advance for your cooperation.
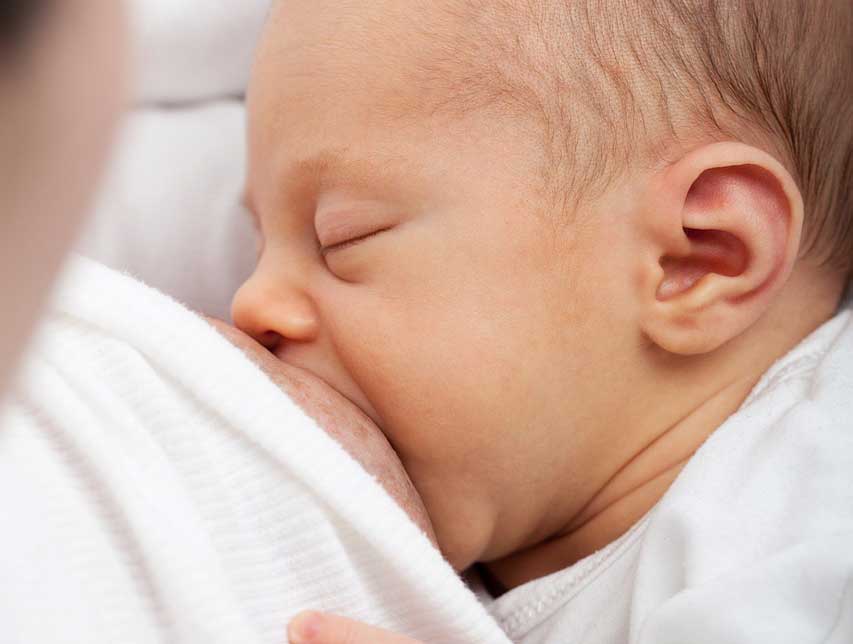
[288,610,422,644]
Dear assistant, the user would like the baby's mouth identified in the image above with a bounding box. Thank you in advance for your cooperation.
[206,317,377,428]
[209,319,434,541]
[267,352,387,436]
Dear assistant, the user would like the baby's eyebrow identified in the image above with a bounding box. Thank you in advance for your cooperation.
[244,149,424,224]
[293,149,408,193]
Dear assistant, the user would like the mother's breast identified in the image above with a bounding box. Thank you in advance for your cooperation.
[207,318,436,544]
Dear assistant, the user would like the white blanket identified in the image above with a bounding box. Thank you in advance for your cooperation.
[0,257,510,644]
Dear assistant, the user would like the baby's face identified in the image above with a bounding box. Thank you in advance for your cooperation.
[236,0,637,569]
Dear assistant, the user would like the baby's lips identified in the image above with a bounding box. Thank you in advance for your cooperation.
[204,317,354,409]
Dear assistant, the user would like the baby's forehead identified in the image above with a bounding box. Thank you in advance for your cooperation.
[250,3,547,179]
[258,0,534,124]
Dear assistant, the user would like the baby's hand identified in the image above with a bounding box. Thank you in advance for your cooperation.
[288,611,422,644]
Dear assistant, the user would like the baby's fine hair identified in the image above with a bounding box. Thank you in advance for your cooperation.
[431,0,853,276]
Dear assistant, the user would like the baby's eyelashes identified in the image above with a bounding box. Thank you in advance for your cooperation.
[314,199,400,251]
[319,226,394,255]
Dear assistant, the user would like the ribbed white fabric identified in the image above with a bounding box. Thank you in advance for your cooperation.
[0,257,510,644]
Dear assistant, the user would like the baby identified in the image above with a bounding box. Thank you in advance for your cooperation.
[233,1,853,642]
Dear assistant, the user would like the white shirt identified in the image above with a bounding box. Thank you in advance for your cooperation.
[479,299,853,644]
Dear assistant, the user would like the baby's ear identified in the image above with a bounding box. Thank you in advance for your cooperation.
[637,142,804,355]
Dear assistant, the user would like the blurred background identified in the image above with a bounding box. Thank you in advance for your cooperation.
[78,0,272,319]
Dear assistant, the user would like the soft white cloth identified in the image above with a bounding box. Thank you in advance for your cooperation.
[79,102,256,320]
[0,257,510,644]
[129,0,270,104]
[480,300,853,643]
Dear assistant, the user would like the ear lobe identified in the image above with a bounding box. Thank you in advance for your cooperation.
[641,143,804,355]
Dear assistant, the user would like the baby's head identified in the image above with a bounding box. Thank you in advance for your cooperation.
[234,0,852,570]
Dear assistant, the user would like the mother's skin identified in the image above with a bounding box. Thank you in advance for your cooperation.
[0,0,124,397]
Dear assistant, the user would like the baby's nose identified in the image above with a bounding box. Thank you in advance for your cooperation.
[231,275,320,352]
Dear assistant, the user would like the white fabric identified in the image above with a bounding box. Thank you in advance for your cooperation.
[0,257,511,644]
[78,102,256,320]
[481,301,853,643]
[129,0,270,105]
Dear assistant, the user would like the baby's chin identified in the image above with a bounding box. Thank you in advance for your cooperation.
[206,318,437,543]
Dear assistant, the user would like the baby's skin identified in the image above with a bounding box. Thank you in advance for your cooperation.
[230,1,848,642]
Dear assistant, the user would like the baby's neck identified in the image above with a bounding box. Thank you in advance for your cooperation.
[482,269,844,592]
[482,371,760,591]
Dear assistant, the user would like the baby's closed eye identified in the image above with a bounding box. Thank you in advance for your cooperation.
[315,198,398,244]
[318,225,394,255]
